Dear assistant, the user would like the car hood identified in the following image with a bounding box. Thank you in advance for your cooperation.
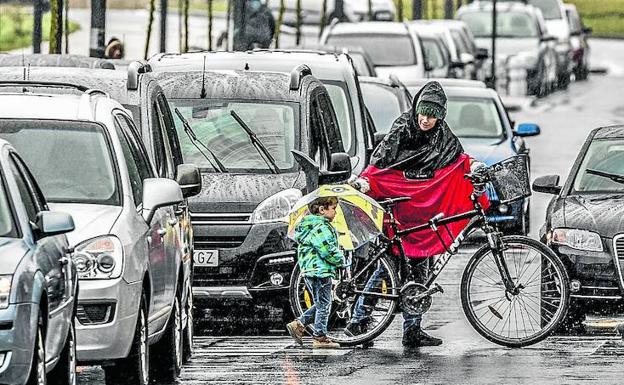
[563,195,624,239]
[474,38,538,58]
[459,137,515,165]
[0,238,28,275]
[375,66,424,82]
[545,19,569,40]
[48,203,123,246]
[189,172,303,213]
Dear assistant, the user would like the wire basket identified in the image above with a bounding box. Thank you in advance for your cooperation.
[487,155,531,203]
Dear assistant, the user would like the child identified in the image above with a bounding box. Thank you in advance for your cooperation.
[286,196,345,349]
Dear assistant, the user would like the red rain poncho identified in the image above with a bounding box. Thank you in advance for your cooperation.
[361,153,489,259]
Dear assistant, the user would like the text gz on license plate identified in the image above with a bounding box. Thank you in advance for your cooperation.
[193,250,219,267]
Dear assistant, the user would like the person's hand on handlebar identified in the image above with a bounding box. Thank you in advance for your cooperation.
[348,175,370,193]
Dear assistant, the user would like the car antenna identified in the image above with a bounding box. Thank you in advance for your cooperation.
[200,55,207,99]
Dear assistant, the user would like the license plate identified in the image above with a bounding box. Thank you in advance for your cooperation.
[193,250,219,267]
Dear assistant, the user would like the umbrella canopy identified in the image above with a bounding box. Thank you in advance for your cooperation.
[288,184,385,250]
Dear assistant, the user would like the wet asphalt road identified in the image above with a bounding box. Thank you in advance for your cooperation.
[73,38,624,384]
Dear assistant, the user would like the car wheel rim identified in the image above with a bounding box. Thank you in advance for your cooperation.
[174,297,182,369]
[139,311,148,384]
[37,326,46,385]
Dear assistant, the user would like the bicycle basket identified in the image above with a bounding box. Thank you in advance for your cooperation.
[487,155,531,203]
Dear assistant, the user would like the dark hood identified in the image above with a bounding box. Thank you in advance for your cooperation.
[563,195,624,238]
[369,81,463,174]
[189,172,303,213]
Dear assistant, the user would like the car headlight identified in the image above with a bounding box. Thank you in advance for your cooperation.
[251,188,302,224]
[555,40,571,54]
[0,275,12,309]
[73,236,124,279]
[552,228,603,252]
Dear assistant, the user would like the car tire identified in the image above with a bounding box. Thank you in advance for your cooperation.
[48,319,77,385]
[182,283,194,364]
[558,71,571,89]
[150,293,183,381]
[26,312,46,385]
[104,292,149,385]
[556,299,586,335]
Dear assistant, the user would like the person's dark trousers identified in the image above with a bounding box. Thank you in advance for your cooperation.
[402,258,430,337]
[298,277,333,337]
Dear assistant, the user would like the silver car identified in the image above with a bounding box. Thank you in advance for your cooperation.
[0,83,187,385]
[0,139,77,385]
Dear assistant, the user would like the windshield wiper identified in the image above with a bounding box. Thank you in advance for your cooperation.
[586,168,624,185]
[174,108,228,173]
[229,110,280,174]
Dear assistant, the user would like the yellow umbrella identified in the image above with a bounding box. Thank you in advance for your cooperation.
[288,184,385,251]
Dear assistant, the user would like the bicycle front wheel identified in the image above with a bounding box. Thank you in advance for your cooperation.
[289,253,399,347]
[461,236,570,347]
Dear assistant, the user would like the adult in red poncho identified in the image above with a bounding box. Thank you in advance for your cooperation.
[346,81,486,348]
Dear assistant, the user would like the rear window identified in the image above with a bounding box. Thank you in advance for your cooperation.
[445,97,504,139]
[528,0,562,20]
[326,34,417,66]
[0,120,119,205]
[459,11,538,38]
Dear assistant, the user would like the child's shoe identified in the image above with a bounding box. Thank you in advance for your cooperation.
[286,320,305,345]
[312,335,340,349]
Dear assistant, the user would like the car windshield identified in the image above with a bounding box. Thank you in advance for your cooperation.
[459,11,538,38]
[0,174,15,238]
[445,97,504,139]
[0,121,119,205]
[169,99,299,173]
[324,83,354,153]
[360,82,403,134]
[573,139,624,194]
[528,0,562,20]
[326,34,417,66]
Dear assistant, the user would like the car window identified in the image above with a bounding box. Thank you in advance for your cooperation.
[0,170,16,238]
[157,95,184,169]
[326,34,417,66]
[324,83,354,155]
[422,38,446,69]
[565,9,581,33]
[309,95,330,169]
[8,157,39,223]
[0,119,119,205]
[460,11,538,38]
[169,99,299,173]
[573,139,624,194]
[451,30,470,56]
[317,92,344,154]
[349,53,373,77]
[360,82,403,134]
[150,100,167,178]
[528,0,562,20]
[445,97,504,138]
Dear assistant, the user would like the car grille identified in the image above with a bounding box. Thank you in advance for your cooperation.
[614,236,624,259]
[76,303,115,325]
[194,234,247,249]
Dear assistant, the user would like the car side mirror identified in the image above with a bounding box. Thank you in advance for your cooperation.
[373,132,386,148]
[514,123,541,137]
[532,175,562,195]
[176,164,202,198]
[142,178,183,223]
[34,211,75,238]
[450,61,466,69]
[320,152,352,184]
[540,35,557,42]
[425,62,434,72]
[582,26,593,35]
[475,48,489,60]
[460,52,475,64]
[292,150,320,191]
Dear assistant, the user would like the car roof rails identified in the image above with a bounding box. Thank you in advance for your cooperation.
[289,64,313,90]
[0,80,90,93]
[127,61,152,91]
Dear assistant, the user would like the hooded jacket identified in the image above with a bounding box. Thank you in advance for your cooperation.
[294,214,345,278]
[369,81,464,177]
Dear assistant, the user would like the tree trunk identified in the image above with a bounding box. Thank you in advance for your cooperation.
[145,0,156,59]
[368,0,373,21]
[397,0,403,21]
[33,0,43,53]
[275,0,285,48]
[208,0,213,51]
[183,0,189,52]
[64,0,69,53]
[295,0,302,46]
[49,0,62,54]
[444,0,454,19]
[319,0,328,39]
[412,0,422,20]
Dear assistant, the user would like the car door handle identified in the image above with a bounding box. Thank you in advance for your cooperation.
[59,257,70,266]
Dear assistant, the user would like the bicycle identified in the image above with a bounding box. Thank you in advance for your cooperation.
[289,156,570,348]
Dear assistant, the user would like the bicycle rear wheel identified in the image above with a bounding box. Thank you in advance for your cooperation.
[461,236,570,347]
[289,253,399,347]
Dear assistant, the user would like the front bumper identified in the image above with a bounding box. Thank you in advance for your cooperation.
[75,278,142,363]
[0,303,38,385]
[192,221,295,305]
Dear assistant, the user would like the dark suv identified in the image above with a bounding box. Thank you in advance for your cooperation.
[152,66,347,327]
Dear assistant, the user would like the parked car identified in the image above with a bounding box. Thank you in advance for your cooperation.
[0,53,115,70]
[533,125,624,331]
[0,63,198,364]
[0,139,77,385]
[416,27,453,79]
[268,0,395,25]
[308,45,377,77]
[0,82,194,385]
[149,49,376,175]
[406,78,540,234]
[150,67,348,329]
[320,21,428,82]
[564,3,591,81]
[457,0,558,96]
[359,75,412,134]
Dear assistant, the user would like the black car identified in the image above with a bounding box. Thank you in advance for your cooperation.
[533,125,624,330]
[153,67,348,329]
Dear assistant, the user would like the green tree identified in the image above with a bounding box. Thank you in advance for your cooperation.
[295,0,302,45]
[64,0,69,52]
[145,0,156,59]
[208,0,213,51]
[183,0,189,52]
[397,0,403,21]
[48,0,62,54]
[368,0,373,20]
[275,0,285,48]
